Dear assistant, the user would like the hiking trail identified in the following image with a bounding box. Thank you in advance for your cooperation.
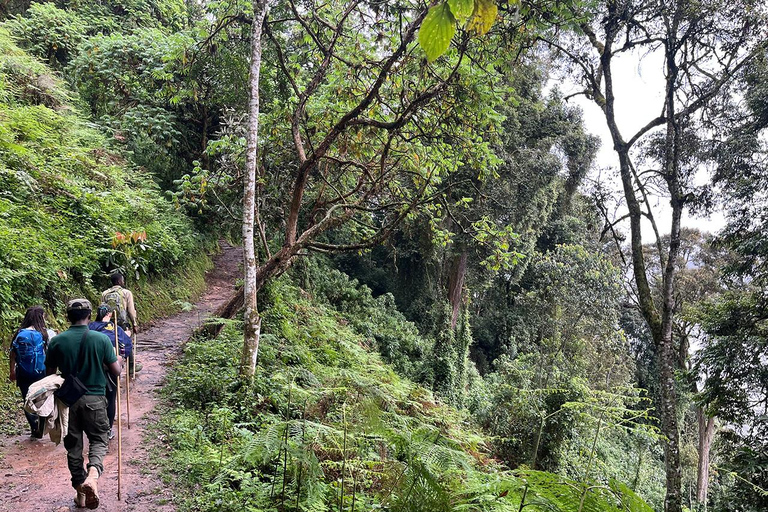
[0,241,242,512]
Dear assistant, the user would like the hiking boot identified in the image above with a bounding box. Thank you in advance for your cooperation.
[128,360,142,377]
[81,467,100,509]
[74,485,86,508]
[128,351,142,377]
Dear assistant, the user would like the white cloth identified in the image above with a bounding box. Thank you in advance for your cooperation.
[24,374,68,444]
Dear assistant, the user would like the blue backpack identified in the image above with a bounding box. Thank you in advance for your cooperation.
[12,329,46,377]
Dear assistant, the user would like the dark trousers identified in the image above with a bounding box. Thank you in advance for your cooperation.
[106,374,117,428]
[16,373,44,435]
[64,395,110,488]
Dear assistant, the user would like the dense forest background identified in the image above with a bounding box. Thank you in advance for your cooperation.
[0,0,766,510]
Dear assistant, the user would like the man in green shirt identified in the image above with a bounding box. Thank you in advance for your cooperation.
[46,298,122,509]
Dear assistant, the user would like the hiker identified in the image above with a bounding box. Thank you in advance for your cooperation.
[102,272,140,374]
[8,306,56,438]
[46,298,122,510]
[88,304,133,439]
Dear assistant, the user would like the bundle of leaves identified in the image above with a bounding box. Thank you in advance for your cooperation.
[160,274,653,511]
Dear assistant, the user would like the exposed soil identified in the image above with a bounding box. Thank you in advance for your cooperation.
[0,241,241,512]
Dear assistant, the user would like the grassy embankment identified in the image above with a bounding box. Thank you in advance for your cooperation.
[0,29,212,433]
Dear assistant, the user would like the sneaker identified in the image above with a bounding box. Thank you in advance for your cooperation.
[108,428,115,440]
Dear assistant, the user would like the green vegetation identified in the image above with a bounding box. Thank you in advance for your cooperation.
[160,273,654,511]
[0,0,766,509]
[0,29,210,433]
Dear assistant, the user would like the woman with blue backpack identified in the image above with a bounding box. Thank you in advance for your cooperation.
[8,306,56,438]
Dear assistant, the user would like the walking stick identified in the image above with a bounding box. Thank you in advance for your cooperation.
[132,328,137,380]
[114,312,123,501]
[125,348,131,429]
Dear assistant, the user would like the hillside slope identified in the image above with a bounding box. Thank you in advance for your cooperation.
[0,29,207,430]
[161,273,654,512]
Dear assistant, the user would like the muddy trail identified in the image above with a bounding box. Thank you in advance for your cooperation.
[0,242,241,512]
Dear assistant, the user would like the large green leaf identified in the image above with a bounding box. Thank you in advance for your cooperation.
[467,0,498,35]
[418,2,456,62]
[448,0,475,21]
[609,479,655,512]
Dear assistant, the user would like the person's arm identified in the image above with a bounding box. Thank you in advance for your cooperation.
[45,346,57,376]
[125,289,138,329]
[9,350,16,382]
[108,358,123,376]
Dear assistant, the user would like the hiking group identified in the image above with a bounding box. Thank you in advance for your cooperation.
[7,272,140,509]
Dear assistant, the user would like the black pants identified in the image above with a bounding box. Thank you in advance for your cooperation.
[16,373,44,435]
[105,374,117,428]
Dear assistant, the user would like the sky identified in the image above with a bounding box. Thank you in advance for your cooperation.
[557,49,727,238]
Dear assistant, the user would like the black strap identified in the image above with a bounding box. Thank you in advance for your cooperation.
[72,329,89,378]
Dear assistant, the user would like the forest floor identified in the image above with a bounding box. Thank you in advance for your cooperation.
[0,241,241,512]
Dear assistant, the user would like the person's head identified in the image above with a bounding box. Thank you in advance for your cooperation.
[19,306,49,341]
[96,304,112,322]
[66,298,92,325]
[110,272,125,287]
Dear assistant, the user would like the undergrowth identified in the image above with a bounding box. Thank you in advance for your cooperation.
[160,275,654,511]
[0,29,210,434]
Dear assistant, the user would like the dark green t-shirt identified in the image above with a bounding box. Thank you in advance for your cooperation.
[46,325,118,395]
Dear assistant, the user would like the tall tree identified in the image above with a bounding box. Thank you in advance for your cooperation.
[241,0,269,379]
[543,0,766,509]
[235,0,512,377]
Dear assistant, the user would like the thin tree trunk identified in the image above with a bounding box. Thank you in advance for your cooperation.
[240,0,269,380]
[696,409,716,504]
[201,103,210,169]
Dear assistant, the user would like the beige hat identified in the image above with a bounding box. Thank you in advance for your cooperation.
[66,298,92,311]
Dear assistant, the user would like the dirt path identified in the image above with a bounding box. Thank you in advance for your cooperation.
[0,242,241,512]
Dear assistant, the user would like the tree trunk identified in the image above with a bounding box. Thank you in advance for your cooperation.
[659,21,685,509]
[658,330,683,512]
[696,409,716,504]
[596,15,684,508]
[447,251,468,329]
[239,0,269,380]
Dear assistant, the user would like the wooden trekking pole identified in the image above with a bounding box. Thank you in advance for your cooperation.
[125,347,131,429]
[132,328,137,380]
[114,312,123,501]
